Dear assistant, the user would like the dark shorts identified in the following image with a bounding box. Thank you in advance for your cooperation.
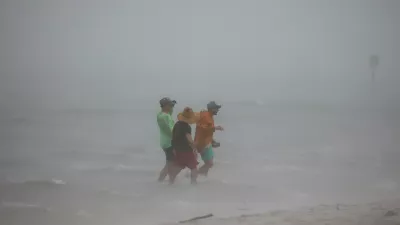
[163,146,174,161]
[175,151,198,170]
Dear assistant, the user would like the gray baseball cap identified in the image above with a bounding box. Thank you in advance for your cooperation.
[159,97,177,107]
[207,101,222,110]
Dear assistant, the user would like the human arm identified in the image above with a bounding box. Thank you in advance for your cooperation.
[186,133,196,152]
[198,119,223,134]
[185,124,197,152]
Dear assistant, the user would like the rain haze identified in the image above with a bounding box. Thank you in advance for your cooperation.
[0,0,400,225]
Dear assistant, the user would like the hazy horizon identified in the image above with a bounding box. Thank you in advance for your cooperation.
[1,0,399,110]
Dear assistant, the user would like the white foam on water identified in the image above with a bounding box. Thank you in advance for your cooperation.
[0,202,51,211]
[6,178,67,186]
[51,179,66,185]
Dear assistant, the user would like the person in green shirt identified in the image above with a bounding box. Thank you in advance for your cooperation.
[157,97,177,182]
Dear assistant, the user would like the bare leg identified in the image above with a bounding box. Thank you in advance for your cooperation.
[199,159,213,176]
[198,164,207,176]
[169,164,182,184]
[158,162,168,182]
[190,168,198,184]
[166,161,174,179]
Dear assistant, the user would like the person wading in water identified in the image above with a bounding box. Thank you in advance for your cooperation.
[194,101,224,176]
[156,97,177,182]
[169,107,199,184]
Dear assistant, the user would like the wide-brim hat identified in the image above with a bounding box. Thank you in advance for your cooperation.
[177,107,200,124]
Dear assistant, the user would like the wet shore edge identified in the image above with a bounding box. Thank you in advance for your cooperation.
[166,198,400,225]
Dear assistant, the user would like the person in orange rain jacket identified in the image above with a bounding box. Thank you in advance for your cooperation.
[194,101,224,176]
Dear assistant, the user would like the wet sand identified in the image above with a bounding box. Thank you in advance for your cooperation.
[165,199,400,225]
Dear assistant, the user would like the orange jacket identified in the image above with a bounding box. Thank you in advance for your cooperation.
[194,111,215,150]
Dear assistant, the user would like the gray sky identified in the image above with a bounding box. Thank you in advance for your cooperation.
[0,0,399,109]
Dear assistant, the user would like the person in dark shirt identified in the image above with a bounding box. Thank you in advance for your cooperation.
[170,107,199,184]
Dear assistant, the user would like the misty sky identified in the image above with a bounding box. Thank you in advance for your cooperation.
[0,0,399,109]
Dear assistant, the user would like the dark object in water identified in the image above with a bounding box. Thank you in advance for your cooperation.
[212,140,220,148]
[179,213,213,223]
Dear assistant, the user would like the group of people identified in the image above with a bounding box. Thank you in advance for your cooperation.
[156,97,224,184]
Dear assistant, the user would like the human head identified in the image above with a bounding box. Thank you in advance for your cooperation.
[207,101,222,115]
[159,97,177,114]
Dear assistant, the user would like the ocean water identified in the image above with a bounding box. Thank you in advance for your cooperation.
[1,103,400,225]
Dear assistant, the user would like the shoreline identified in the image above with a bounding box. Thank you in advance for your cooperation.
[164,198,400,225]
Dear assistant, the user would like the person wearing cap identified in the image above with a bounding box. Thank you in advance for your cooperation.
[194,101,224,176]
[169,107,199,184]
[156,97,177,182]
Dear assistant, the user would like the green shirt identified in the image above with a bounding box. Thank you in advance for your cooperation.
[157,111,175,149]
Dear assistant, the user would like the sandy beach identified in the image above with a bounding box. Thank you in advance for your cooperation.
[166,199,400,225]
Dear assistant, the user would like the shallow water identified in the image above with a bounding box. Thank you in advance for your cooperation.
[1,103,399,225]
